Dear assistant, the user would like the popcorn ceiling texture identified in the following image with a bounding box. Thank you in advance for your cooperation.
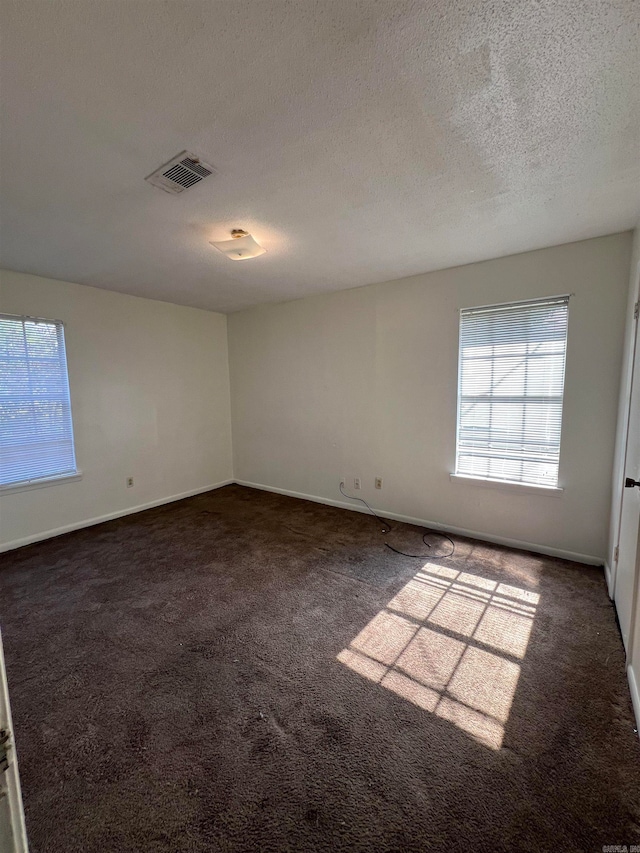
[1,485,639,852]
[0,0,638,312]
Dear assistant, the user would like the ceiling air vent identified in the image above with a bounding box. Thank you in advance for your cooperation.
[145,151,217,194]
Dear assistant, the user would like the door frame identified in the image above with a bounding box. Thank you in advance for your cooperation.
[611,262,640,602]
[628,515,640,697]
[0,631,28,853]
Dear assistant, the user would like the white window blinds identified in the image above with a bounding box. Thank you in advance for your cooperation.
[0,314,77,487]
[456,296,569,488]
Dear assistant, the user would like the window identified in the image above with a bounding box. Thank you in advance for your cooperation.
[0,314,78,488]
[456,296,569,488]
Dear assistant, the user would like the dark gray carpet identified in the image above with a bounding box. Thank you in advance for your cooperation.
[1,484,639,852]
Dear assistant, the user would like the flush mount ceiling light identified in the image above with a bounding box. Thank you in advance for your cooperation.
[209,229,266,261]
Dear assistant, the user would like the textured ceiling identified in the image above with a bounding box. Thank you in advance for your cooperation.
[1,0,639,313]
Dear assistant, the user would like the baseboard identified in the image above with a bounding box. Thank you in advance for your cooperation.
[235,479,604,566]
[0,479,234,553]
[628,663,640,739]
[2,475,605,567]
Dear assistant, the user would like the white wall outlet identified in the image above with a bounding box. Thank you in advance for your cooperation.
[354,477,361,490]
[126,477,134,488]
[375,477,383,489]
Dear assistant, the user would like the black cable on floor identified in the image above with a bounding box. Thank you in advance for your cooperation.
[339,482,455,559]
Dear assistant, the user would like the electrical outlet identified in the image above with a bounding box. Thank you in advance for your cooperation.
[126,477,134,488]
[354,477,361,490]
[375,477,383,490]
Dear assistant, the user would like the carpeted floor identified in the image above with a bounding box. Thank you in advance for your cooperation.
[1,484,639,852]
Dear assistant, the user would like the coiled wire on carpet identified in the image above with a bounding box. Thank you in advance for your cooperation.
[339,482,455,559]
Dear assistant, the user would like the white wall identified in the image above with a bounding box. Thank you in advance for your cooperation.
[228,233,632,563]
[608,225,640,588]
[0,270,233,550]
[1,234,632,561]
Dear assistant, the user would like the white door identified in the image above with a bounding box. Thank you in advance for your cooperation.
[628,520,640,728]
[615,289,640,652]
[0,630,28,853]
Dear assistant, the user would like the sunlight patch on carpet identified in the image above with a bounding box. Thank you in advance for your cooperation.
[338,563,539,749]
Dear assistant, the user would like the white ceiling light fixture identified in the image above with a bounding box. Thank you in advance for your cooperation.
[209,229,266,261]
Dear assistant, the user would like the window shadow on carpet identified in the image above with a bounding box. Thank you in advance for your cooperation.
[337,562,539,749]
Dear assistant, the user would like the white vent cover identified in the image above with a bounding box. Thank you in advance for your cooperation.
[145,151,216,194]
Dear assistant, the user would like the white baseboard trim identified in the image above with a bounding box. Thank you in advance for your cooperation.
[628,664,640,739]
[235,479,604,566]
[2,476,605,567]
[0,479,234,554]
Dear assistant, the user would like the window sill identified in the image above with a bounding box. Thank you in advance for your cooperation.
[449,473,563,497]
[0,471,83,495]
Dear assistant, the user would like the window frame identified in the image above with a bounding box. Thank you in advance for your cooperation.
[454,295,570,492]
[0,313,81,492]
